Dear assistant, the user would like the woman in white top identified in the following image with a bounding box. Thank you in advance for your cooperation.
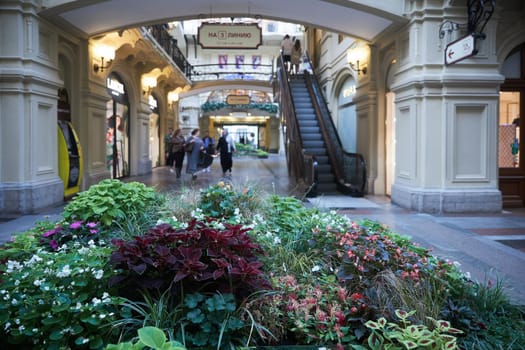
[291,39,302,75]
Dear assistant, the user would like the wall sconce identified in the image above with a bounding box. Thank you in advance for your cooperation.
[347,44,368,75]
[142,76,157,95]
[168,91,179,104]
[93,45,115,73]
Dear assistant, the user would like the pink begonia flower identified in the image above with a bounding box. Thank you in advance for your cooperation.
[42,229,56,238]
[69,221,83,229]
[89,229,99,235]
[49,240,58,250]
[86,222,98,228]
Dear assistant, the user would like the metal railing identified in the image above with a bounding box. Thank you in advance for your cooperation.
[275,54,318,197]
[189,63,274,81]
[143,25,192,77]
[303,53,367,196]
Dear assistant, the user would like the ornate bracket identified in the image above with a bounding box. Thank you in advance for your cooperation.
[467,0,496,39]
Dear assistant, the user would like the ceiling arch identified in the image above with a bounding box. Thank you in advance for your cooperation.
[40,0,407,42]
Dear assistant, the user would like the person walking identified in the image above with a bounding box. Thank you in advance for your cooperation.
[217,129,236,177]
[165,127,174,171]
[202,131,215,172]
[291,39,303,75]
[185,128,204,180]
[171,128,185,178]
[281,34,293,74]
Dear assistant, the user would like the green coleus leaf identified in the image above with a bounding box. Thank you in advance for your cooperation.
[365,321,380,330]
[417,338,436,347]
[400,340,418,349]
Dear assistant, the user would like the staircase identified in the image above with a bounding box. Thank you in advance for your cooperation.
[289,76,338,194]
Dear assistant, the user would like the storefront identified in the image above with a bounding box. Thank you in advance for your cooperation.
[106,73,130,179]
[499,43,525,206]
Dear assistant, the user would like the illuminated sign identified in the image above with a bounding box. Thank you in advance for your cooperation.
[198,23,262,49]
[106,77,124,97]
[226,95,251,105]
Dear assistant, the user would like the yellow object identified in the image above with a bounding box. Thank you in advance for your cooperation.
[57,121,83,197]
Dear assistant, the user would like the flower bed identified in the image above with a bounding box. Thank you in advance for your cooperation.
[0,180,524,349]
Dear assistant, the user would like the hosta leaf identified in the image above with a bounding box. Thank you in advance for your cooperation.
[138,326,167,349]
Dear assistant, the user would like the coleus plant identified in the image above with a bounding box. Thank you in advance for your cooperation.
[109,219,270,301]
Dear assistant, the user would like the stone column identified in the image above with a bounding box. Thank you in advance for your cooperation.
[390,1,502,213]
[0,0,64,214]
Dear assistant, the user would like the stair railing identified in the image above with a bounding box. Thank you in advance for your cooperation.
[276,54,318,197]
[303,54,367,196]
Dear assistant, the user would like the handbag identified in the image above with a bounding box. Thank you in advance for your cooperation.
[184,141,194,153]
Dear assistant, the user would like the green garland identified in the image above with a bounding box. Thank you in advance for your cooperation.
[201,101,278,114]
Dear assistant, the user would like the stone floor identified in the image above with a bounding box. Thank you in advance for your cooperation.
[1,154,524,304]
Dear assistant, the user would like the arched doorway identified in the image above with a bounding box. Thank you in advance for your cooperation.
[337,76,357,153]
[499,43,525,207]
[106,73,130,178]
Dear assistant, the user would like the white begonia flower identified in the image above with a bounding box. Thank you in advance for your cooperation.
[93,269,104,280]
[11,298,18,305]
[6,260,22,273]
[78,247,90,255]
[56,265,71,278]
[25,254,43,267]
[14,280,20,286]
[273,237,281,244]
[312,265,321,272]
[4,322,11,330]
[92,297,101,306]
[88,240,95,247]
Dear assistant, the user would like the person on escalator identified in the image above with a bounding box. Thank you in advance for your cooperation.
[291,39,303,75]
[281,34,293,74]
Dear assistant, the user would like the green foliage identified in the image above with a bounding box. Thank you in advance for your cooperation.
[179,292,247,349]
[62,179,162,227]
[0,220,56,260]
[105,326,186,350]
[0,242,123,349]
[365,310,463,350]
[200,101,278,113]
[250,274,364,347]
[198,181,265,221]
[447,278,525,350]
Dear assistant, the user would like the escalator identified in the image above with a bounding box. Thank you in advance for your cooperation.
[276,56,367,197]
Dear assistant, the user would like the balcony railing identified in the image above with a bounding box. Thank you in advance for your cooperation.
[143,25,192,77]
[189,63,274,82]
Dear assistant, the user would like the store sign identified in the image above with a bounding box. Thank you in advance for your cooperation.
[198,23,262,49]
[106,77,124,97]
[226,95,251,105]
[445,34,477,65]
